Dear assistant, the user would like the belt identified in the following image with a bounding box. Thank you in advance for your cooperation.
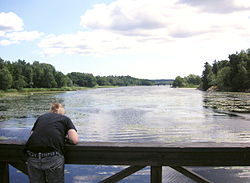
[27,150,60,159]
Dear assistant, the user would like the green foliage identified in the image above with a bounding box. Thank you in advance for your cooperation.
[173,76,186,87]
[13,75,27,90]
[96,76,111,86]
[0,59,73,90]
[0,68,13,90]
[55,72,69,88]
[150,79,173,85]
[0,57,155,91]
[186,74,201,85]
[68,73,153,87]
[172,75,201,88]
[42,64,57,88]
[216,66,231,91]
[67,72,97,87]
[103,75,153,86]
[201,49,250,92]
[201,62,215,90]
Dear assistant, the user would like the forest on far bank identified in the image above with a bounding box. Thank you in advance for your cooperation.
[0,58,154,91]
[173,49,250,92]
[201,49,250,92]
[2,48,249,92]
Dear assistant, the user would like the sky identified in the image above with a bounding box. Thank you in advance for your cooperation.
[0,0,250,79]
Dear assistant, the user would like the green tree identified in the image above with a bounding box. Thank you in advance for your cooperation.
[13,75,27,90]
[96,76,111,86]
[140,79,153,86]
[201,62,215,90]
[32,61,44,88]
[32,62,57,88]
[55,72,68,88]
[172,76,187,87]
[83,73,96,87]
[67,72,86,86]
[11,60,27,89]
[228,51,249,91]
[65,76,73,87]
[186,74,201,85]
[216,66,231,91]
[0,68,13,90]
[42,64,57,88]
[0,58,5,69]
[23,63,34,88]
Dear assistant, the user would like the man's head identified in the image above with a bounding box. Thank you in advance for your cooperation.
[49,103,65,114]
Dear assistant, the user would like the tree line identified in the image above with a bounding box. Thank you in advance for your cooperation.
[172,49,250,92]
[0,58,154,90]
[172,74,201,88]
[201,49,250,92]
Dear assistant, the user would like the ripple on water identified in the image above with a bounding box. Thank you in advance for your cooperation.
[1,86,250,183]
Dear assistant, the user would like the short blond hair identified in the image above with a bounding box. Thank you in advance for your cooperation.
[49,103,64,114]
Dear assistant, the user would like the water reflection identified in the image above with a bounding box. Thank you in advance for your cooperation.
[1,86,250,182]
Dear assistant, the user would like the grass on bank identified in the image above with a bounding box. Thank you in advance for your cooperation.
[172,84,200,89]
[0,86,117,97]
[183,84,200,88]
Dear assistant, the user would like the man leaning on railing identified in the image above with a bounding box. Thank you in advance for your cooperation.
[24,103,78,183]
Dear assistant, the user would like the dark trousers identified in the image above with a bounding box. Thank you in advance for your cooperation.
[27,154,64,183]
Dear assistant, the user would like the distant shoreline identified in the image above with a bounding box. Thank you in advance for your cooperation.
[0,86,116,97]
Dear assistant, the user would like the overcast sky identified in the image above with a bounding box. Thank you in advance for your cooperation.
[0,0,250,79]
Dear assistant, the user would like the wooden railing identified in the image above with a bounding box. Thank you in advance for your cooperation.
[1,140,250,183]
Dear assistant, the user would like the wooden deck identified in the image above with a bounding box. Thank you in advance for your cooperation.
[1,140,250,183]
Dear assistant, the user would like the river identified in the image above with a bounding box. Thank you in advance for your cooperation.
[1,86,250,182]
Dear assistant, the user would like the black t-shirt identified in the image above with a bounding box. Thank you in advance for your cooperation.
[25,112,77,155]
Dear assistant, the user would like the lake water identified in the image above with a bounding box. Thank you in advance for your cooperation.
[1,86,250,183]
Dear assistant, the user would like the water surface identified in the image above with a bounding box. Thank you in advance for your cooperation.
[1,86,250,182]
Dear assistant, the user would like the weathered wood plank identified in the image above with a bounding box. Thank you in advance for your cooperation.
[0,161,9,183]
[170,166,212,183]
[1,140,250,166]
[151,166,162,183]
[63,142,250,166]
[99,165,146,183]
[1,140,250,183]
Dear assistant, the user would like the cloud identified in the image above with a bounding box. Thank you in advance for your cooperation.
[0,30,44,46]
[5,31,44,41]
[38,31,137,56]
[79,0,250,38]
[0,39,14,46]
[0,12,44,46]
[80,0,166,31]
[0,12,24,33]
[39,0,250,57]
[178,0,250,14]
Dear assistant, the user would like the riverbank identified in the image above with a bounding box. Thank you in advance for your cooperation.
[0,86,116,97]
[203,91,250,113]
[171,84,200,89]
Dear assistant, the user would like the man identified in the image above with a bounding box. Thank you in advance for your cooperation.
[25,103,78,183]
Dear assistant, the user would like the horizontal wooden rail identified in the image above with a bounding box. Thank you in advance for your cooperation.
[1,140,250,183]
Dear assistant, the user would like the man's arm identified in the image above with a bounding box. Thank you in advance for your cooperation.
[67,129,79,144]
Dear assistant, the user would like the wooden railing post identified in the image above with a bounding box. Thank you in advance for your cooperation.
[151,166,162,183]
[0,161,9,183]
